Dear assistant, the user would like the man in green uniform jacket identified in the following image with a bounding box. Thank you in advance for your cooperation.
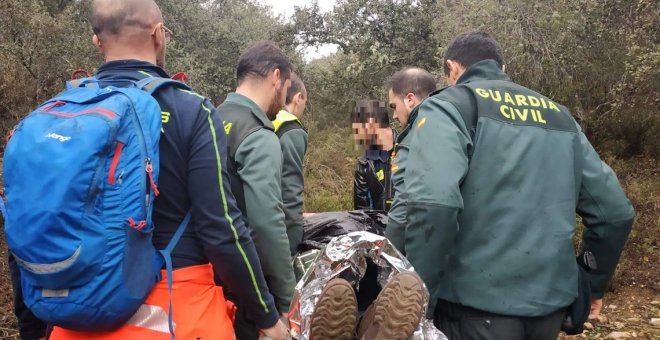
[216,41,296,340]
[384,67,437,253]
[404,32,634,339]
[273,73,308,255]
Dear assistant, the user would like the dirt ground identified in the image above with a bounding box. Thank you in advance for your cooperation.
[0,237,657,339]
[557,286,660,340]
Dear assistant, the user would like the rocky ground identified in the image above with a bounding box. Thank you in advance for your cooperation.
[558,286,660,339]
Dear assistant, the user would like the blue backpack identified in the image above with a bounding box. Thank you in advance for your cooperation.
[1,76,190,333]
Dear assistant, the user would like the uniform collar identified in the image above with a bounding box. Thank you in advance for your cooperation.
[276,109,300,124]
[365,149,391,162]
[225,93,273,128]
[96,60,170,80]
[274,109,304,131]
[456,59,510,84]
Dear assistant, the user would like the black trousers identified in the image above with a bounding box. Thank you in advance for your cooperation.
[356,260,381,313]
[434,299,565,340]
[8,254,49,340]
[233,305,261,340]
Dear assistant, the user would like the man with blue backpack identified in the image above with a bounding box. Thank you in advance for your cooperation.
[2,0,288,339]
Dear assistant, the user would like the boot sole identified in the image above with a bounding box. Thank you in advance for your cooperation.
[310,278,358,340]
[360,272,425,340]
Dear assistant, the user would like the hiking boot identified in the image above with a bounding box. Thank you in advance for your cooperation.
[310,278,358,340]
[357,272,425,340]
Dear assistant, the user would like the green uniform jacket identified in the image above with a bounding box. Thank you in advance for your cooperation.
[274,110,308,255]
[217,93,295,312]
[404,60,634,318]
[385,108,419,253]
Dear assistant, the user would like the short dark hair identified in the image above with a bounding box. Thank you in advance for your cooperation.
[352,100,389,125]
[285,73,306,105]
[236,41,292,85]
[386,67,437,99]
[443,31,505,75]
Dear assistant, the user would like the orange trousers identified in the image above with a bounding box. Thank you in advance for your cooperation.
[51,263,235,339]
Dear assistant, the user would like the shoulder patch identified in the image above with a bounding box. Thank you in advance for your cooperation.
[376,169,385,181]
[223,121,233,135]
[417,117,427,129]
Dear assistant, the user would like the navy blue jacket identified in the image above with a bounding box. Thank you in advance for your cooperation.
[354,148,393,211]
[11,60,280,335]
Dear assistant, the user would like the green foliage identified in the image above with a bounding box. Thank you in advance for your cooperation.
[0,0,98,133]
[0,0,299,136]
[293,0,440,126]
[598,156,659,291]
[159,0,299,103]
[296,0,659,158]
[583,0,660,158]
[302,122,358,212]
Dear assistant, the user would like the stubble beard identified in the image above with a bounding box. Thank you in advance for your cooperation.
[266,84,284,121]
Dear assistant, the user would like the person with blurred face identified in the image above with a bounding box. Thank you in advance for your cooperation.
[216,41,296,340]
[36,1,288,340]
[273,73,308,256]
[383,67,436,252]
[310,100,428,340]
[352,100,395,211]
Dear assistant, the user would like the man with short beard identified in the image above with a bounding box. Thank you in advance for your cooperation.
[404,31,633,339]
[384,67,437,252]
[216,41,296,340]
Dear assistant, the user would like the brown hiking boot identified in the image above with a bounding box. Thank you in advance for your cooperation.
[357,272,425,340]
[310,278,358,340]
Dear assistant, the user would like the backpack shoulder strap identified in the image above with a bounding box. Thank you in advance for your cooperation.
[157,210,192,339]
[65,76,99,90]
[136,76,191,95]
[161,210,191,258]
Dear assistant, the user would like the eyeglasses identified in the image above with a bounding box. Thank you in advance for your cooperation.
[161,24,174,39]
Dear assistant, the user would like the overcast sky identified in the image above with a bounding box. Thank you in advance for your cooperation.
[258,0,338,60]
[258,0,333,17]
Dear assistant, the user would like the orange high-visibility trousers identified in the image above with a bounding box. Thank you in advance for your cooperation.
[51,263,235,340]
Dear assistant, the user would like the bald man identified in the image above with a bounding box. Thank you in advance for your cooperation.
[10,0,287,339]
